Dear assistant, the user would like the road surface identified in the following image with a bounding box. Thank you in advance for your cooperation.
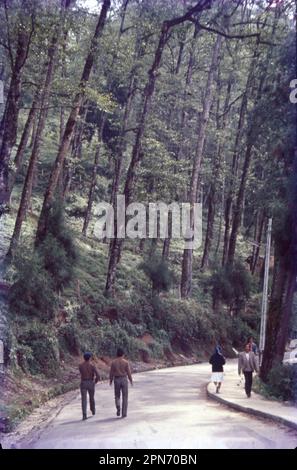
[19,362,297,449]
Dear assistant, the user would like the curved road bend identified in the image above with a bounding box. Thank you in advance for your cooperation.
[22,362,297,449]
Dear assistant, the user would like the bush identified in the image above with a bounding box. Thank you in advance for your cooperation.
[139,257,176,294]
[39,201,78,289]
[266,363,297,401]
[97,320,146,358]
[211,261,251,313]
[152,298,214,352]
[9,250,57,320]
[9,201,78,320]
[227,316,256,348]
[58,322,81,355]
[14,322,60,377]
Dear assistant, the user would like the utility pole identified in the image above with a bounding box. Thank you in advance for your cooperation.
[259,217,272,364]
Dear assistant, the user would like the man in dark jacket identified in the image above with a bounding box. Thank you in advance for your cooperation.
[79,352,100,420]
[209,345,226,394]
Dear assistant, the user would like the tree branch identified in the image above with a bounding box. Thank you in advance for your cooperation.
[4,0,14,69]
[192,21,277,46]
[218,92,245,119]
[22,12,36,69]
[0,40,10,52]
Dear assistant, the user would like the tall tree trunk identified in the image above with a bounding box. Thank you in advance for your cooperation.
[227,139,253,265]
[29,112,38,148]
[222,92,248,266]
[201,185,215,270]
[36,0,111,244]
[260,246,291,381]
[0,24,33,207]
[180,34,222,298]
[162,211,172,260]
[201,77,232,270]
[82,118,105,236]
[7,86,40,200]
[251,211,265,274]
[104,1,214,297]
[118,0,130,37]
[109,70,136,207]
[176,23,199,163]
[7,19,63,256]
[63,103,88,198]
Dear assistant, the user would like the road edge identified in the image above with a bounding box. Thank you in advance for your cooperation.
[206,383,297,432]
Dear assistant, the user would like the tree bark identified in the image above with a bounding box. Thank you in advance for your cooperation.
[222,92,248,266]
[35,0,111,245]
[0,23,33,206]
[227,140,253,265]
[7,86,40,200]
[201,77,232,270]
[180,34,222,298]
[82,118,105,236]
[63,103,88,198]
[29,112,38,148]
[251,211,265,274]
[260,246,290,381]
[109,69,136,207]
[176,23,199,163]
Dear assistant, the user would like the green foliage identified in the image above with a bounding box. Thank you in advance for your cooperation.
[211,261,252,312]
[58,322,81,356]
[139,257,176,293]
[10,202,77,320]
[256,363,297,402]
[9,250,57,320]
[13,322,60,376]
[267,363,297,401]
[40,201,78,286]
[97,320,145,359]
[152,298,215,352]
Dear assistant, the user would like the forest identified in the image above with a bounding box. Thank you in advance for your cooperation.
[0,0,296,429]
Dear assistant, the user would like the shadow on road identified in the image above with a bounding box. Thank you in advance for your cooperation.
[60,417,119,426]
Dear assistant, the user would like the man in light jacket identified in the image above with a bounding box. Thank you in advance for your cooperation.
[238,343,259,397]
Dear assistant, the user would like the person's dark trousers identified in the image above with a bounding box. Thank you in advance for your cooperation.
[243,371,253,397]
[80,379,95,418]
[114,376,128,417]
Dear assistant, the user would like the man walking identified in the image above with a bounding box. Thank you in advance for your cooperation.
[79,352,100,420]
[238,343,259,398]
[247,336,259,355]
[110,348,133,418]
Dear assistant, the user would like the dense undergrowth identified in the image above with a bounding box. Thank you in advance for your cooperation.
[4,198,260,379]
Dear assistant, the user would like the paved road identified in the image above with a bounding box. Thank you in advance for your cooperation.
[22,362,297,449]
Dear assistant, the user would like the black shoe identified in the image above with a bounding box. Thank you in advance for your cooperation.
[82,416,87,421]
[247,393,251,398]
[117,409,120,417]
[122,414,127,418]
[92,411,96,416]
